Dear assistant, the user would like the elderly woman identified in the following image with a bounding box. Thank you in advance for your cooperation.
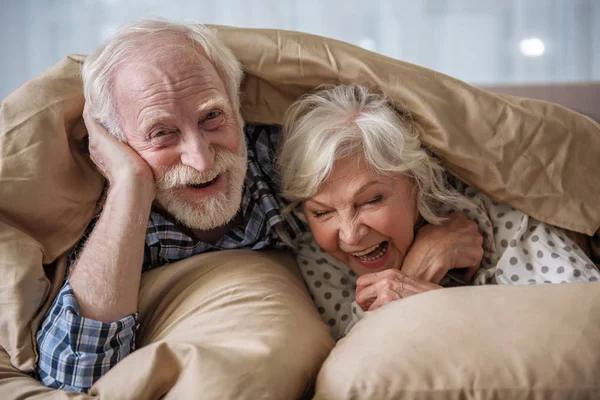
[278,84,600,340]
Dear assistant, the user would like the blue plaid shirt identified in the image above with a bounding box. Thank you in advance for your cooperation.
[36,124,306,392]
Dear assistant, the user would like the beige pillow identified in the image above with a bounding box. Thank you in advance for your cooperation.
[314,282,600,399]
[0,250,334,399]
[0,25,598,372]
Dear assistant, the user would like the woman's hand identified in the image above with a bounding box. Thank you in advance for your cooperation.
[355,269,441,311]
[401,212,484,284]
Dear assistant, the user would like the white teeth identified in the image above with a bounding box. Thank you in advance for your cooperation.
[351,243,381,257]
[362,245,387,261]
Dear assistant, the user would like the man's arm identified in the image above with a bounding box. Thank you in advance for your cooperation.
[35,179,153,392]
[36,107,156,392]
[69,177,154,321]
[68,107,156,322]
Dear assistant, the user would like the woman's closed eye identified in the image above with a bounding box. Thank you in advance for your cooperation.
[311,209,332,219]
[309,195,383,218]
[362,194,383,206]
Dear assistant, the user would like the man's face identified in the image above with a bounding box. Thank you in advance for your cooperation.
[112,46,247,231]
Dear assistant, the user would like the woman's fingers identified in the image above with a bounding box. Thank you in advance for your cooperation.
[367,288,401,311]
[392,274,441,296]
[356,269,395,292]
[355,282,379,311]
[356,270,442,311]
[356,271,402,311]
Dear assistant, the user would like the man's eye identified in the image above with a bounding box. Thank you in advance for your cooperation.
[205,111,222,120]
[201,111,224,131]
[150,130,176,145]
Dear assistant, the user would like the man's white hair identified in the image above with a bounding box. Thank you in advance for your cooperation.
[279,84,466,225]
[81,18,243,141]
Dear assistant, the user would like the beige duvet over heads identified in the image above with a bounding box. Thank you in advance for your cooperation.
[0,24,599,395]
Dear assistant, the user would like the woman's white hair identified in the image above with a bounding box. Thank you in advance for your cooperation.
[81,19,243,141]
[279,84,466,226]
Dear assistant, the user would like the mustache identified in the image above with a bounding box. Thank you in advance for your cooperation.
[155,150,246,190]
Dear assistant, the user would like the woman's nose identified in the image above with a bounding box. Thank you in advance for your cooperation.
[338,218,368,246]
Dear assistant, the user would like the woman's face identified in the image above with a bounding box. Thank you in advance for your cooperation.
[304,155,420,276]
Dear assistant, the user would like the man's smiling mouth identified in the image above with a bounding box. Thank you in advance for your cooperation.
[186,175,219,189]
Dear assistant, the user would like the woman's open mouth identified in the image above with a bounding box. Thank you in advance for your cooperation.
[351,241,389,262]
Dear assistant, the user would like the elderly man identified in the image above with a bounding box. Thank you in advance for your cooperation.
[35,20,306,392]
[35,19,480,393]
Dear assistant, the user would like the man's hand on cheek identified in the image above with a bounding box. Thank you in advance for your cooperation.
[84,104,156,192]
[354,269,441,312]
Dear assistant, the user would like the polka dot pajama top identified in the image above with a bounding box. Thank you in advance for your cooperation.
[295,184,600,341]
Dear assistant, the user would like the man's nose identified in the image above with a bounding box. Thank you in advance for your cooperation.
[339,217,368,246]
[180,133,215,172]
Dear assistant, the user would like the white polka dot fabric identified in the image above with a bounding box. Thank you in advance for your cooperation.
[451,185,599,287]
[295,237,364,340]
[295,184,600,341]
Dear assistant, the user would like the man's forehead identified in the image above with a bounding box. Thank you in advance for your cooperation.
[110,49,222,108]
[115,47,214,86]
[127,33,208,63]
